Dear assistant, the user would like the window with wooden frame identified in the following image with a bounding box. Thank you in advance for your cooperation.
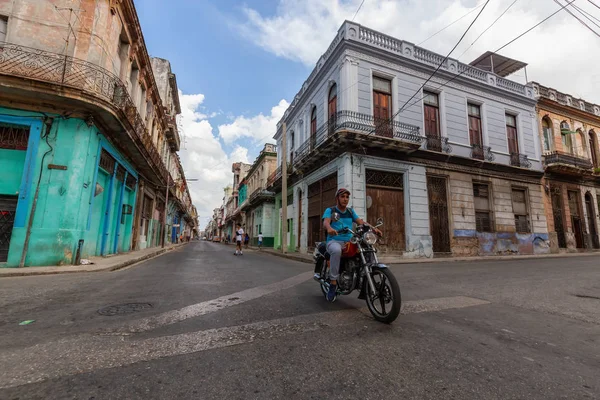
[506,114,519,155]
[328,84,337,128]
[473,182,493,232]
[0,15,8,43]
[423,91,440,138]
[542,117,553,152]
[512,188,530,233]
[468,103,483,146]
[373,76,393,138]
[310,106,317,149]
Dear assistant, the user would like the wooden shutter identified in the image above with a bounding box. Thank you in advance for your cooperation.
[469,116,482,146]
[424,105,439,137]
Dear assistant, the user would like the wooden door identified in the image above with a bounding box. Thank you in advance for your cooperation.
[0,195,18,262]
[427,176,450,253]
[307,173,337,246]
[507,125,519,154]
[367,187,405,251]
[373,91,392,138]
[469,116,483,145]
[585,193,599,249]
[551,188,567,248]
[568,190,584,249]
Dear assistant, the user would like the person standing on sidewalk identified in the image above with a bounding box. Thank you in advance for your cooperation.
[257,232,263,250]
[244,233,250,249]
[234,224,244,256]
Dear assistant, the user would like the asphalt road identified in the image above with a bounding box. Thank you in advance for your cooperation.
[0,241,599,399]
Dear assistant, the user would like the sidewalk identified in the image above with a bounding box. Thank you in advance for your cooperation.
[254,247,600,265]
[0,242,188,278]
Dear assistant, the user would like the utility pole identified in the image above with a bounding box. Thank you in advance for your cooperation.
[281,122,288,254]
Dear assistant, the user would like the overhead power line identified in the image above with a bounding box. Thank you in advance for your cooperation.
[571,2,600,25]
[352,0,366,21]
[368,0,492,135]
[395,0,578,121]
[418,2,485,46]
[554,0,600,37]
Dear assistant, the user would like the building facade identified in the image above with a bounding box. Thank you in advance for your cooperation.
[0,0,194,266]
[239,143,278,247]
[532,83,600,252]
[268,21,549,258]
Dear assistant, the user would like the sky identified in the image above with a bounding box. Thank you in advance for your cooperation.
[135,0,600,230]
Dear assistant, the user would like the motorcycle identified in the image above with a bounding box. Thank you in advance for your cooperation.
[313,218,401,323]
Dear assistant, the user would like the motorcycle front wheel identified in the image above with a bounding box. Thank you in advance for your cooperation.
[365,268,401,323]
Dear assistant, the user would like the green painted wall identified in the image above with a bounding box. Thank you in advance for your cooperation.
[0,149,26,195]
[1,107,139,267]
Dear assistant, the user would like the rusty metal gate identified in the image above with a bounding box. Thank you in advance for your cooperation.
[551,187,567,248]
[0,195,18,262]
[427,176,451,253]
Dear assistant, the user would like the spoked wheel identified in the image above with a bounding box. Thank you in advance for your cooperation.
[365,268,401,323]
[319,261,330,297]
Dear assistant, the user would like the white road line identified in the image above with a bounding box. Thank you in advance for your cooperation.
[0,296,491,389]
[117,271,314,333]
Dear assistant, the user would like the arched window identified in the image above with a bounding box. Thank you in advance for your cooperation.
[578,129,587,157]
[289,130,295,165]
[542,117,553,152]
[310,106,317,149]
[560,121,574,154]
[590,130,599,167]
[328,83,337,125]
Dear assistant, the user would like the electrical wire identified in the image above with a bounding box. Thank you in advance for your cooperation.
[418,2,485,46]
[352,0,366,21]
[368,0,492,136]
[571,2,600,25]
[588,0,600,10]
[555,0,600,35]
[387,0,578,122]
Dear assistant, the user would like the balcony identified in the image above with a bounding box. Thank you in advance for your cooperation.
[424,135,452,153]
[293,110,423,170]
[266,165,283,188]
[248,187,276,205]
[470,144,494,162]
[509,153,532,169]
[543,151,593,172]
[164,114,180,151]
[0,42,169,183]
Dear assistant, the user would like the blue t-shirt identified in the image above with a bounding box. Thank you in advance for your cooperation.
[322,206,360,242]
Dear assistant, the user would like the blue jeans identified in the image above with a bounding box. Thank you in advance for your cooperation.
[326,240,345,281]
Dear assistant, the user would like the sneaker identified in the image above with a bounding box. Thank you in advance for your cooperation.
[313,273,321,281]
[326,284,337,302]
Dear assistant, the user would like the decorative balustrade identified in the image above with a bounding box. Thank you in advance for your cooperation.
[509,153,532,168]
[293,110,423,166]
[358,27,402,53]
[470,144,494,162]
[424,135,452,153]
[543,151,593,169]
[496,77,526,95]
[457,63,487,83]
[0,42,169,182]
[414,46,447,69]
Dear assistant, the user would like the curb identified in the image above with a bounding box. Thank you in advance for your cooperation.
[0,243,188,278]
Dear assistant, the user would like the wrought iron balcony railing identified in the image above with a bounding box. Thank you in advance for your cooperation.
[470,144,494,162]
[249,187,275,203]
[424,135,451,153]
[509,153,532,168]
[0,42,169,183]
[266,166,282,187]
[293,110,423,166]
[543,151,593,169]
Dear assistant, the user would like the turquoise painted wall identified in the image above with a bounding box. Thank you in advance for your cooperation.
[1,107,139,267]
[0,149,26,195]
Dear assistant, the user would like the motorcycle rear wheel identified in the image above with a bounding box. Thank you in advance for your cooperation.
[365,268,401,323]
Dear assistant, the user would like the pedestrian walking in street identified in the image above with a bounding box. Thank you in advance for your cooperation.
[244,233,250,249]
[234,224,244,255]
[227,234,231,244]
[258,232,263,250]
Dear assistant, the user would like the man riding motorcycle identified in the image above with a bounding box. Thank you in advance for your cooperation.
[320,188,382,302]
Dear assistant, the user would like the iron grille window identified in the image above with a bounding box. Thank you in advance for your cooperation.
[366,170,404,189]
[287,193,293,205]
[116,165,126,182]
[512,188,530,233]
[473,183,493,232]
[0,123,29,150]
[99,149,116,174]
[125,174,137,190]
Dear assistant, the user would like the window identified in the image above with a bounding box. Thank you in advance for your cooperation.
[468,103,483,147]
[287,192,293,205]
[578,129,587,157]
[117,29,130,80]
[506,114,519,154]
[423,91,440,138]
[473,183,493,232]
[560,121,573,154]
[328,84,337,127]
[289,131,294,165]
[310,106,317,149]
[542,117,553,152]
[129,62,140,102]
[373,76,392,138]
[590,130,598,167]
[512,189,530,233]
[0,16,7,42]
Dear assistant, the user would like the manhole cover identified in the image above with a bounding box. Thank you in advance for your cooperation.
[97,303,153,316]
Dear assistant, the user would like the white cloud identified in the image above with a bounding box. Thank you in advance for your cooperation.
[239,0,600,103]
[177,91,281,230]
[218,99,289,144]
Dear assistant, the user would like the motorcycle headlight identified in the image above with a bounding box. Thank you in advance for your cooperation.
[363,231,377,245]
[350,236,359,244]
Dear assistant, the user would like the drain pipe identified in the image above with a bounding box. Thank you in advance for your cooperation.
[19,117,55,268]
